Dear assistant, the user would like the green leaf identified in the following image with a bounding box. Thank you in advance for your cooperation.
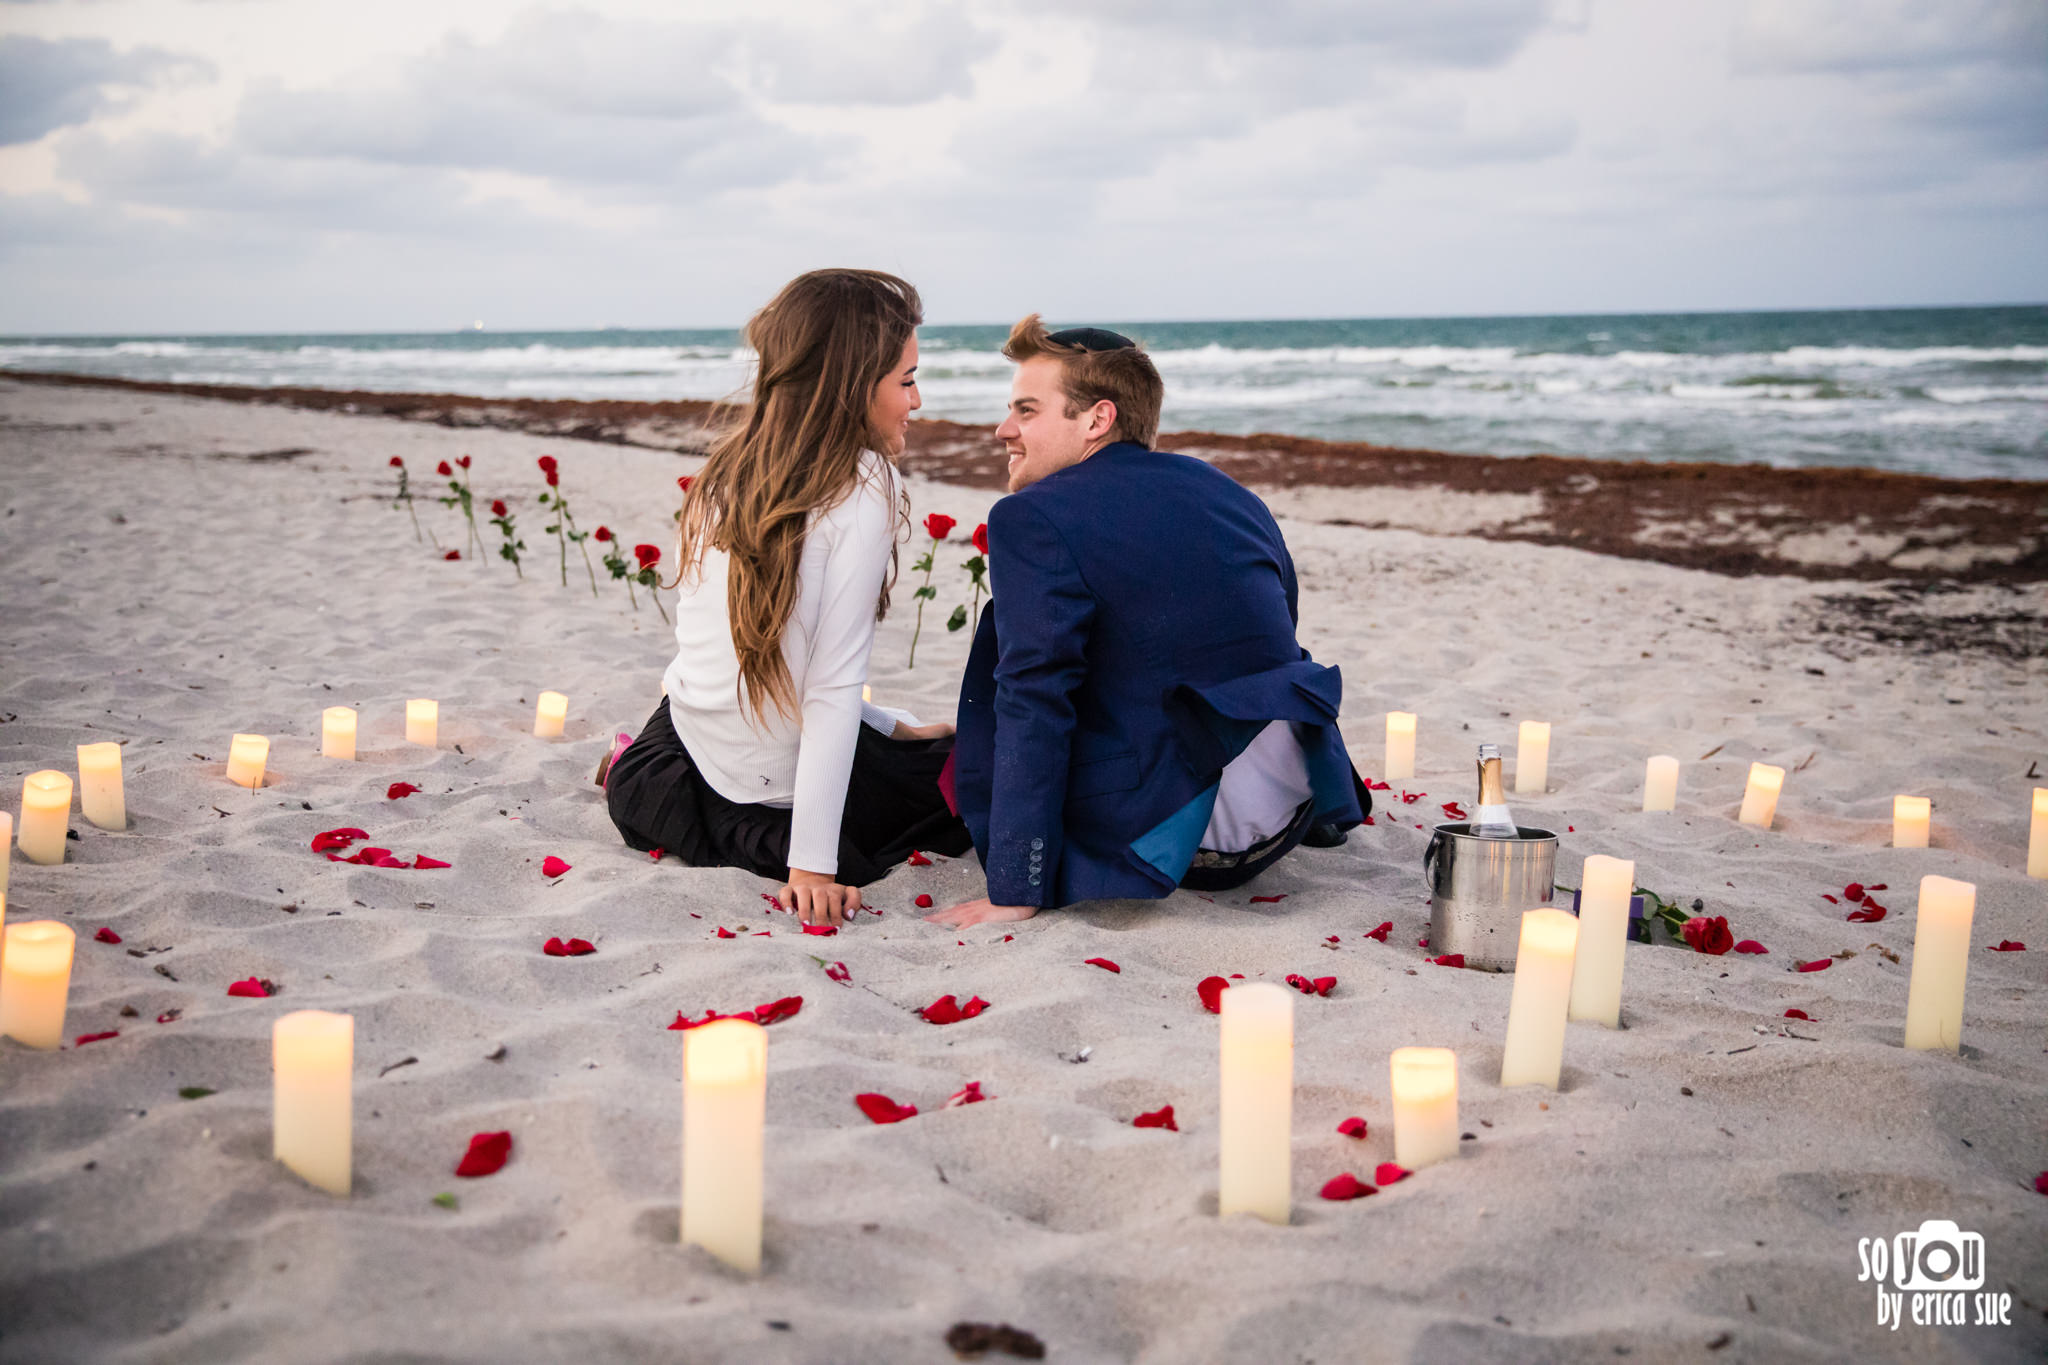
[946,605,968,631]
[432,1192,459,1210]
[914,585,937,601]
[178,1086,215,1100]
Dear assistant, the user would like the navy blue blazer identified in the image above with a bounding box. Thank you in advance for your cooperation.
[953,442,1363,908]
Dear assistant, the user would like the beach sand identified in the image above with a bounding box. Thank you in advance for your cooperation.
[1,376,2043,1364]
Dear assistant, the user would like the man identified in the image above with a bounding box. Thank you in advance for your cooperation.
[926,317,1367,929]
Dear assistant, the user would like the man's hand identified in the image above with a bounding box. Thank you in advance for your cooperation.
[780,868,862,927]
[924,897,1037,929]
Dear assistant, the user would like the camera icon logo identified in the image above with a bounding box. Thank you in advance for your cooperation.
[1892,1220,1985,1293]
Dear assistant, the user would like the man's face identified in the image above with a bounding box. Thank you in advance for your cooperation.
[995,355,1112,492]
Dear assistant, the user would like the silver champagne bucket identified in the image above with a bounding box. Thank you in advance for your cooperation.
[1423,823,1559,972]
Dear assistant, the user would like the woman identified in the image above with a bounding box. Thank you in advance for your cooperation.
[606,269,971,925]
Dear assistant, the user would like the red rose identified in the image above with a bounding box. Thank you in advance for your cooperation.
[1681,915,1734,955]
[389,456,404,467]
[537,455,557,473]
[633,544,660,570]
[491,499,508,517]
[924,513,955,540]
[443,550,460,560]
[973,523,989,555]
[437,461,452,476]
[594,526,612,542]
[457,455,471,469]
[545,469,559,487]
[678,475,694,493]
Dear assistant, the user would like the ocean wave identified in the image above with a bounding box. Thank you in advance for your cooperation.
[1927,384,2048,404]
[1773,344,2048,368]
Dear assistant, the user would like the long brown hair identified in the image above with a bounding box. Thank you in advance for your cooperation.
[677,268,920,726]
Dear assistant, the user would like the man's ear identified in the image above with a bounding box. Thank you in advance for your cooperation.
[1087,399,1119,442]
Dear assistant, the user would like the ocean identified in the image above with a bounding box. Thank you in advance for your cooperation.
[4,305,2043,480]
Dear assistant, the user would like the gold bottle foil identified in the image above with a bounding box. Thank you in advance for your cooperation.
[1477,749,1507,806]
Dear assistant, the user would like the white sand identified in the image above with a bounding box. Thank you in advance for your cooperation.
[2,378,2044,1363]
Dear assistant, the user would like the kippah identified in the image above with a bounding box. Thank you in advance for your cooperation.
[1046,326,1136,352]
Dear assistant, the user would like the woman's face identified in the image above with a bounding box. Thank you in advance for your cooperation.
[868,333,921,455]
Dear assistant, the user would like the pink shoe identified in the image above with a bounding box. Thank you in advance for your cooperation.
[594,731,634,789]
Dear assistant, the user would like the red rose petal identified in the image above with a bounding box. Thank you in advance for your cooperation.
[1084,957,1121,973]
[824,961,851,985]
[1197,976,1229,1013]
[649,847,664,861]
[1320,1172,1375,1201]
[907,851,933,867]
[752,995,803,1026]
[1866,883,1887,892]
[1440,802,1468,820]
[1400,791,1422,804]
[1366,778,1390,791]
[1326,935,1340,944]
[1795,958,1833,973]
[1360,814,1375,825]
[2035,1172,2048,1196]
[715,927,737,939]
[1337,1116,1369,1139]
[801,923,837,936]
[542,937,595,957]
[761,893,781,907]
[387,782,421,799]
[93,927,122,944]
[455,1130,512,1177]
[309,827,368,854]
[1846,900,1887,923]
[74,1030,119,1046]
[1374,1162,1412,1187]
[1249,894,1287,904]
[856,1093,918,1125]
[156,1010,181,1024]
[1365,921,1393,942]
[671,1008,749,1030]
[1783,1009,1811,1020]
[1989,940,2027,952]
[372,855,409,869]
[413,854,451,869]
[540,856,571,878]
[1133,1104,1178,1131]
[1285,973,1337,996]
[944,1081,988,1108]
[1429,954,1466,968]
[226,977,271,998]
[1418,938,1429,948]
[442,550,461,561]
[1002,934,1013,942]
[1733,939,1769,954]
[1820,894,1839,905]
[752,930,772,937]
[914,894,933,909]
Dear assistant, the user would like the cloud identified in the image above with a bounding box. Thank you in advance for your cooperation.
[1731,0,2047,74]
[748,5,1001,105]
[0,35,210,146]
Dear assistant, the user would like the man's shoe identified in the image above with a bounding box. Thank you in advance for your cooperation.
[1299,821,1347,849]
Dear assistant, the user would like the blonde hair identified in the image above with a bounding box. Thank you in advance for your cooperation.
[677,269,919,725]
[1001,313,1164,448]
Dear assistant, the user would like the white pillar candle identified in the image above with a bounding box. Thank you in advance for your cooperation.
[682,1017,766,1273]
[0,812,11,900]
[1385,711,1417,783]
[2028,788,2048,880]
[1389,1046,1460,1171]
[0,920,75,1049]
[1499,908,1579,1089]
[1903,875,1976,1054]
[321,707,357,761]
[406,699,439,748]
[533,691,568,739]
[1567,854,1635,1028]
[273,1010,353,1195]
[75,742,126,830]
[18,770,73,866]
[1737,762,1784,828]
[1893,795,1930,850]
[1218,980,1292,1224]
[1642,755,1679,813]
[1515,721,1550,796]
[226,734,269,790]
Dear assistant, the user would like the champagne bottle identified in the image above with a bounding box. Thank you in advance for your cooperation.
[1472,744,1519,839]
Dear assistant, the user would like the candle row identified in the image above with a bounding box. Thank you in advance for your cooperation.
[320,699,443,764]
[1494,871,1986,1092]
[1385,712,2047,865]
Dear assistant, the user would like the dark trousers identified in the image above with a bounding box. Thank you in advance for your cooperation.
[606,697,972,887]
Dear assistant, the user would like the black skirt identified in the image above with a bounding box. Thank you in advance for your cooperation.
[606,697,972,887]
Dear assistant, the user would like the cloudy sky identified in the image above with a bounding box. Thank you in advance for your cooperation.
[1,0,2042,333]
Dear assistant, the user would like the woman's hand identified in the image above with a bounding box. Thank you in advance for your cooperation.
[892,718,955,741]
[780,868,862,927]
[924,897,1037,929]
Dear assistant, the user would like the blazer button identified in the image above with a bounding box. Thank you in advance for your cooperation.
[1030,837,1045,851]
[1028,873,1041,886]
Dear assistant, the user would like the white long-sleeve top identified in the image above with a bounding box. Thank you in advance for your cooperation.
[661,452,899,876]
